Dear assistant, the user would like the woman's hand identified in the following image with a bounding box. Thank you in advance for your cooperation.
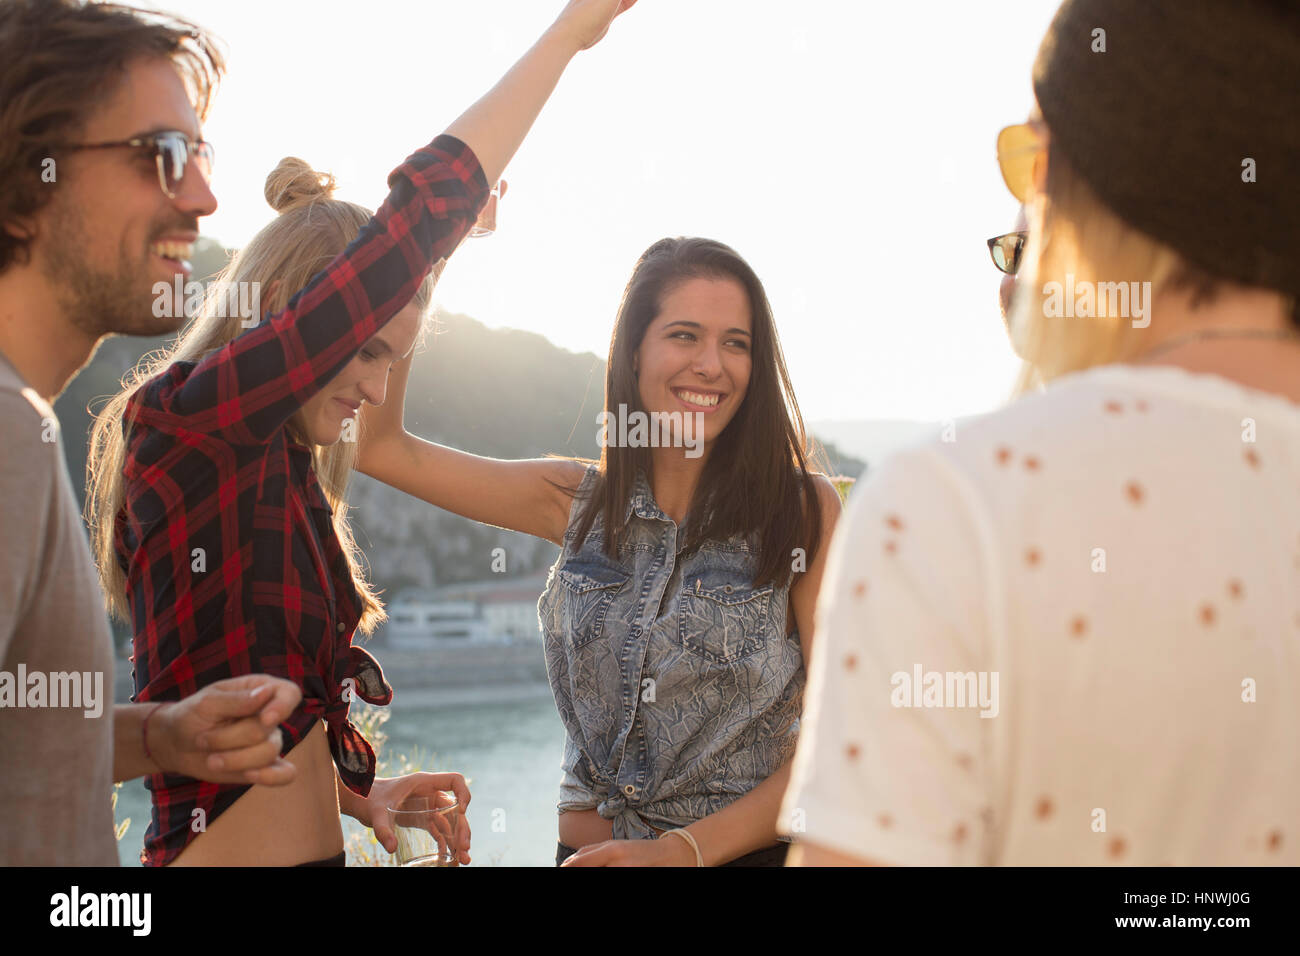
[550,0,638,53]
[559,835,697,867]
[354,772,473,865]
[444,0,636,187]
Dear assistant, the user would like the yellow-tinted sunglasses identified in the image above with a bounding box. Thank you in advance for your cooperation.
[996,123,1046,202]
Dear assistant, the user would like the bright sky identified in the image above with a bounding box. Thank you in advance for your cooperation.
[169,0,1059,423]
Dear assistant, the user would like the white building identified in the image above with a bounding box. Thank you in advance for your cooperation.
[383,573,549,648]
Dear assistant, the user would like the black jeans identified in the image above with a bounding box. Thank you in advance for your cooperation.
[295,849,347,867]
[556,840,788,867]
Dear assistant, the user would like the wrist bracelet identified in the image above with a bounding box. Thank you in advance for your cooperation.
[661,828,704,867]
[142,702,166,765]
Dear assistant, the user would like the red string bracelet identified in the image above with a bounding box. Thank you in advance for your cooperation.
[142,702,166,765]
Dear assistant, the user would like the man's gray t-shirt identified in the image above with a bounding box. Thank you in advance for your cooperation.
[0,350,117,865]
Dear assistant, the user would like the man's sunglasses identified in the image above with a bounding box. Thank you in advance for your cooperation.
[987,231,1027,275]
[57,130,215,199]
[996,123,1044,202]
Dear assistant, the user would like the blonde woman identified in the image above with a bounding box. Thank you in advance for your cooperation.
[86,0,638,866]
[784,0,1300,866]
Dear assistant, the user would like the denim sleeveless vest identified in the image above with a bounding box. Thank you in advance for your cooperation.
[538,465,805,839]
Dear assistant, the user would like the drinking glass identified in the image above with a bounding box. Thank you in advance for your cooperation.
[389,792,462,867]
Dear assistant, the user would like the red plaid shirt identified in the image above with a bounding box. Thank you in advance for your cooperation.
[116,135,488,866]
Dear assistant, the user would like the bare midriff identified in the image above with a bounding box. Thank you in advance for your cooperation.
[170,720,343,866]
[558,808,666,849]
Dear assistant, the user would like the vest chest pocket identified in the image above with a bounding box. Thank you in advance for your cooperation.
[679,574,775,664]
[555,559,631,649]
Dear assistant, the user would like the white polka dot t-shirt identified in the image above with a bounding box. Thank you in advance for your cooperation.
[782,364,1300,865]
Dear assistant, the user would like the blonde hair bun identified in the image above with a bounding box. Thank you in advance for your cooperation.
[264,157,337,213]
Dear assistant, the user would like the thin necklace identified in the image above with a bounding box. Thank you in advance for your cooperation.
[1134,327,1300,363]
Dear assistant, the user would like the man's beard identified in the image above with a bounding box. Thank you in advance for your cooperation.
[38,192,185,340]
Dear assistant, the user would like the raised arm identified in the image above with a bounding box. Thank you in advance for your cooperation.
[447,0,639,187]
[147,0,637,445]
[357,349,585,546]
[353,0,639,542]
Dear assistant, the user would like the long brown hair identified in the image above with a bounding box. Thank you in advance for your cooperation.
[86,157,436,633]
[570,237,824,588]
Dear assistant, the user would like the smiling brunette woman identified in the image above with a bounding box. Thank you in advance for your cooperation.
[84,0,639,866]
[358,237,842,866]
